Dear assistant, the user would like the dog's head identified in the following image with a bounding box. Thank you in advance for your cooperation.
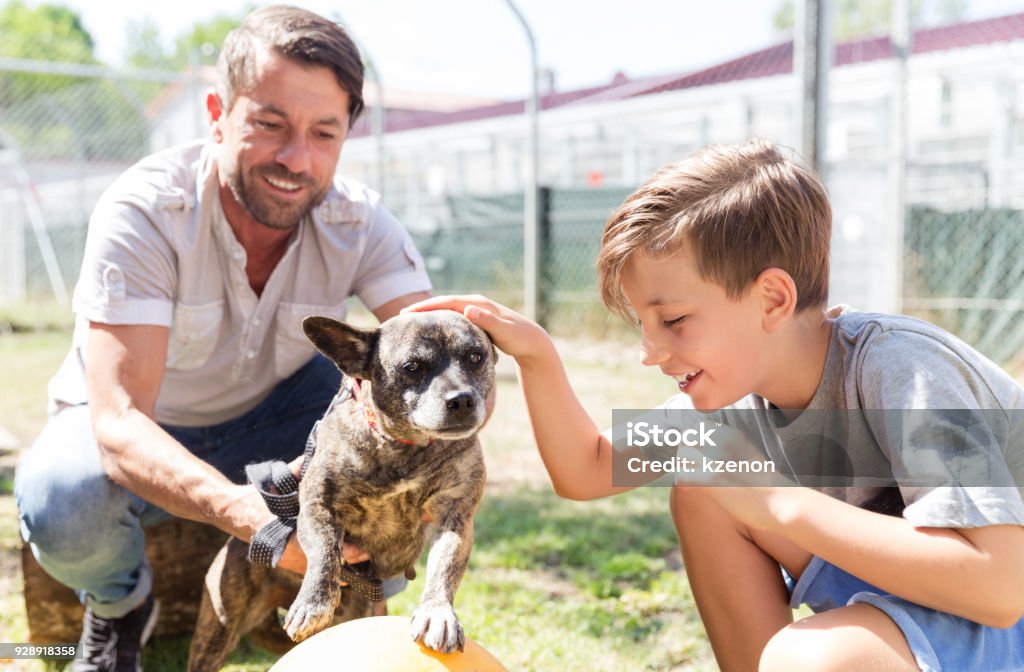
[303,311,497,442]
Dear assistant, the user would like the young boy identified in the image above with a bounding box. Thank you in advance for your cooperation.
[406,139,1024,671]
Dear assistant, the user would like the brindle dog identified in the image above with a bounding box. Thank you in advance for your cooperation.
[187,311,495,671]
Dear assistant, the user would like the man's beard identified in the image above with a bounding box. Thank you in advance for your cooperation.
[228,163,328,231]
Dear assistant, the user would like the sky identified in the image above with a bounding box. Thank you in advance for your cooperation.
[60,0,1024,101]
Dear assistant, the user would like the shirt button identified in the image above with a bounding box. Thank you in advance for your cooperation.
[246,349,256,359]
[253,318,261,326]
[233,250,245,261]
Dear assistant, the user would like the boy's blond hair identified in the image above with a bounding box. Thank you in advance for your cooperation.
[597,139,832,319]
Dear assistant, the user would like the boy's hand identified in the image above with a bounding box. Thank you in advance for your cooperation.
[402,294,551,363]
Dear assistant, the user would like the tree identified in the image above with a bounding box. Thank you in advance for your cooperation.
[0,0,97,103]
[123,17,174,71]
[0,0,95,62]
[0,2,151,161]
[122,8,253,72]
[172,10,252,67]
[772,0,967,42]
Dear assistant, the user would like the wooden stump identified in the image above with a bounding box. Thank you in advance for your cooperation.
[21,518,294,653]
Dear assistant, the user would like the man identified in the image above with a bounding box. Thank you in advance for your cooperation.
[14,7,431,671]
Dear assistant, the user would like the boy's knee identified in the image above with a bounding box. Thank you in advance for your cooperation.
[759,625,839,672]
[759,620,905,672]
[669,485,715,520]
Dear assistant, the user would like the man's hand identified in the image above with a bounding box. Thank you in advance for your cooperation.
[223,480,369,576]
[277,535,370,576]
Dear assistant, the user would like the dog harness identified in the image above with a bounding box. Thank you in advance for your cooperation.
[246,379,385,602]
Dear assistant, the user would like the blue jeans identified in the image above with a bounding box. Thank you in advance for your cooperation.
[15,355,339,619]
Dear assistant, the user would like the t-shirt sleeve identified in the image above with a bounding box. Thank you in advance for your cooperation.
[72,195,176,327]
[856,329,1024,528]
[351,203,433,311]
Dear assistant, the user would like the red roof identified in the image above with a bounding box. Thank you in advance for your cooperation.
[348,81,621,137]
[349,12,1024,138]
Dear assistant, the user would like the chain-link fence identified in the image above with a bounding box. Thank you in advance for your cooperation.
[4,34,1024,372]
[0,56,204,305]
[410,187,635,335]
[904,207,1024,372]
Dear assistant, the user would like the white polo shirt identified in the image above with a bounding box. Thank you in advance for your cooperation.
[49,141,432,427]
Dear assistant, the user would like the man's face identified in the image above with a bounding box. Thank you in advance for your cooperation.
[621,244,768,411]
[211,50,351,231]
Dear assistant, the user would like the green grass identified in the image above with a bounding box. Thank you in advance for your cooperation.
[138,636,278,672]
[0,330,71,447]
[0,300,74,334]
[386,487,712,671]
[0,319,715,671]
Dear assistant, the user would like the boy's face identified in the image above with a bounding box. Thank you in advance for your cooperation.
[621,244,768,411]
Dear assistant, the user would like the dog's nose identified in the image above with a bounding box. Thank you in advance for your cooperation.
[445,391,476,415]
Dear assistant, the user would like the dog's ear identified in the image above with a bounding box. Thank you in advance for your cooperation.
[302,316,378,378]
[486,334,499,363]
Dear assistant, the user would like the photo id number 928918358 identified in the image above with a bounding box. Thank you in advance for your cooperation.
[0,643,81,659]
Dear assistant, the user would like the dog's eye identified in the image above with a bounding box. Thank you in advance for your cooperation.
[403,361,420,373]
[467,351,483,365]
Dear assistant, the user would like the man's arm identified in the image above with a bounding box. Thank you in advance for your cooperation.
[85,322,350,574]
[86,323,252,530]
[371,291,432,322]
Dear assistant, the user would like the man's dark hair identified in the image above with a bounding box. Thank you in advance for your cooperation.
[218,5,364,127]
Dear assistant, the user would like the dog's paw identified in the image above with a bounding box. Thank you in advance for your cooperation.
[409,601,465,654]
[284,598,336,642]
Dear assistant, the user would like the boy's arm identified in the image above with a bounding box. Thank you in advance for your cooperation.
[718,486,1024,628]
[513,331,638,501]
[405,295,644,500]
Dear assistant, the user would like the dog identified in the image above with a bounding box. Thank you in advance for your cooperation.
[187,311,495,671]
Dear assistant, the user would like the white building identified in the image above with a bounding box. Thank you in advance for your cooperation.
[337,12,1024,318]
[6,12,1024,363]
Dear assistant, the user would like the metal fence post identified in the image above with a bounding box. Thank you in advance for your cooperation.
[889,0,910,314]
[794,0,831,175]
[0,186,26,303]
[501,0,540,323]
[538,185,552,326]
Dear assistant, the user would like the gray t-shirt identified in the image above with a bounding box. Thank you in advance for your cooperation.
[666,306,1024,529]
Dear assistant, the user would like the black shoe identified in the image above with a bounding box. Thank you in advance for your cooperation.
[72,593,159,672]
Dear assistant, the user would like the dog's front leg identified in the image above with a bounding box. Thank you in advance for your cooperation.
[284,501,344,642]
[410,498,476,653]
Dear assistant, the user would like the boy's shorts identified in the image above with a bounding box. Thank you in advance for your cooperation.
[784,556,1024,672]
